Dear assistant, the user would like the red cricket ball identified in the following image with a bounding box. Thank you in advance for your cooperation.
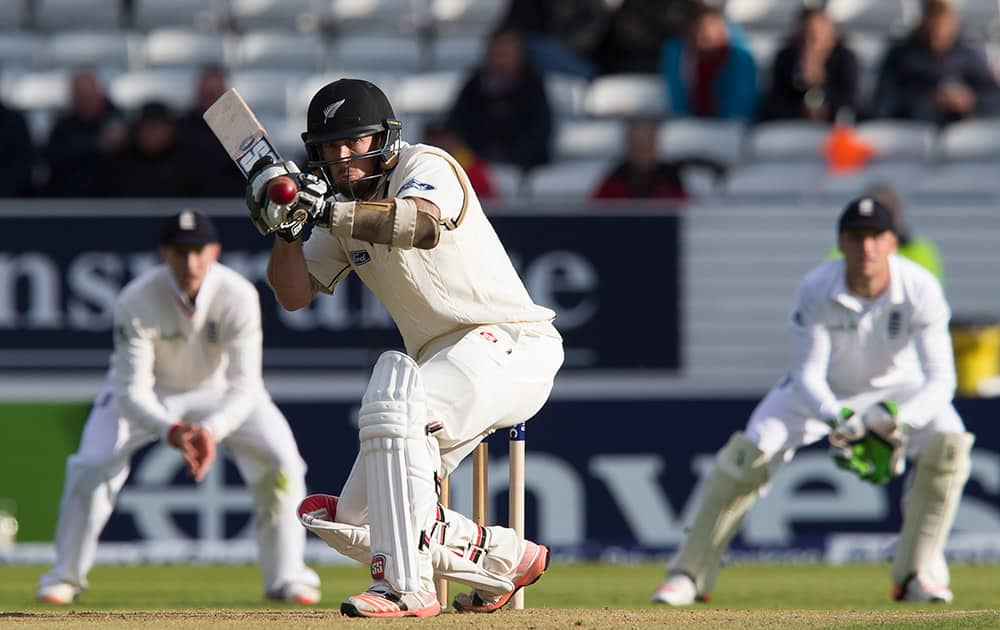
[267,176,298,205]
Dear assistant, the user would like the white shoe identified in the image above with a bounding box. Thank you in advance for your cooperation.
[341,584,440,618]
[893,575,953,603]
[267,582,321,605]
[37,582,79,605]
[651,573,697,606]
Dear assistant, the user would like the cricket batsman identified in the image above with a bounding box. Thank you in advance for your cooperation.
[246,78,564,618]
[653,197,974,605]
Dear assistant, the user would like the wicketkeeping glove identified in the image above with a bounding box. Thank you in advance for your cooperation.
[827,402,906,485]
[245,157,329,242]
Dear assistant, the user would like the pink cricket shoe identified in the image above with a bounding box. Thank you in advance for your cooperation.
[452,540,550,613]
[341,586,441,618]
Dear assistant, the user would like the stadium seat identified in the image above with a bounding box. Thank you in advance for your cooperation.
[490,163,525,199]
[855,120,935,162]
[545,73,587,117]
[25,108,56,145]
[45,31,134,71]
[395,71,463,116]
[327,0,426,35]
[35,0,122,31]
[287,71,401,120]
[231,0,322,32]
[914,162,1000,195]
[110,68,198,111]
[826,0,907,34]
[7,70,72,111]
[937,118,1000,161]
[0,0,28,30]
[132,0,229,31]
[143,28,229,69]
[846,32,889,102]
[819,161,922,196]
[526,159,613,199]
[0,33,42,69]
[724,0,797,30]
[680,164,722,197]
[255,112,306,162]
[723,162,826,196]
[430,0,506,37]
[232,31,327,70]
[959,0,1000,39]
[744,31,781,77]
[582,74,668,118]
[430,36,485,71]
[230,69,311,118]
[553,119,626,161]
[747,120,831,162]
[333,35,424,72]
[659,119,746,169]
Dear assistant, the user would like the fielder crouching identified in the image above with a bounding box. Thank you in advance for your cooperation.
[37,211,320,605]
[653,197,973,606]
[249,78,564,618]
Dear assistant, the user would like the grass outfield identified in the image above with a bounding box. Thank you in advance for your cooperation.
[2,563,1000,628]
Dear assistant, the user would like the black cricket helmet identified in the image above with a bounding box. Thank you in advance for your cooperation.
[301,78,402,198]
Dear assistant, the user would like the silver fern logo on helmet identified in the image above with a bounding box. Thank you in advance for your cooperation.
[322,99,346,122]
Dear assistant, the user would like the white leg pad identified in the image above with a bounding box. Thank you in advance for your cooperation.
[359,351,437,594]
[669,432,770,595]
[892,431,974,586]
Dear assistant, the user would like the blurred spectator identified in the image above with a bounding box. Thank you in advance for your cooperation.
[447,30,553,171]
[596,0,691,74]
[660,2,757,121]
[869,0,999,124]
[422,121,500,200]
[43,68,125,196]
[761,5,860,122]
[176,65,246,197]
[0,94,33,196]
[498,0,608,80]
[592,118,687,200]
[95,102,188,197]
[828,184,945,286]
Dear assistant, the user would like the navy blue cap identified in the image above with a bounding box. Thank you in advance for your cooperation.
[159,210,219,246]
[837,196,896,235]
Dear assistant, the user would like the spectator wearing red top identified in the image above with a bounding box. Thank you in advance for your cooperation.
[592,119,687,200]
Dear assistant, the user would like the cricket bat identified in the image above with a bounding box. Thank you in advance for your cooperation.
[202,88,283,178]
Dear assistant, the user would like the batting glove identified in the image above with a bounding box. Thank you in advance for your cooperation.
[245,157,328,242]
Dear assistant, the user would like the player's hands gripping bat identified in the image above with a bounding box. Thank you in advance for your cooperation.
[245,157,328,242]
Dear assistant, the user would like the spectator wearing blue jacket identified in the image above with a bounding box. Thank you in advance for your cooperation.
[660,2,757,121]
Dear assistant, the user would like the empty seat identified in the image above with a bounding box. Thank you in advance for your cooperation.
[680,164,722,197]
[45,31,134,70]
[0,33,42,68]
[25,108,57,145]
[143,28,229,69]
[744,31,781,75]
[230,69,311,117]
[545,73,587,117]
[526,159,613,199]
[233,31,326,70]
[659,119,746,168]
[553,119,626,161]
[35,0,121,31]
[7,70,72,110]
[747,120,831,162]
[231,0,322,32]
[937,118,1000,161]
[582,74,668,117]
[0,0,28,30]
[725,0,797,30]
[915,162,1000,195]
[430,0,505,37]
[430,36,484,71]
[110,68,198,111]
[288,72,345,119]
[827,0,907,34]
[723,162,826,196]
[334,35,424,72]
[132,0,229,30]
[490,162,524,199]
[855,120,935,161]
[395,71,463,116]
[819,161,922,196]
[327,0,426,35]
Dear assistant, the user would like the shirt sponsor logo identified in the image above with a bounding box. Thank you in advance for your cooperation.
[887,310,902,338]
[206,321,219,343]
[480,331,498,343]
[351,250,371,266]
[399,179,435,193]
[370,554,386,580]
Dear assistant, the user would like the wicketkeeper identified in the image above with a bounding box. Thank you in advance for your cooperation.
[653,197,973,605]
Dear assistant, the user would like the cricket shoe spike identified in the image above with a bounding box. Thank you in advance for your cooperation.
[892,574,954,603]
[36,582,79,605]
[452,541,549,613]
[266,582,321,605]
[651,573,698,606]
[341,583,440,618]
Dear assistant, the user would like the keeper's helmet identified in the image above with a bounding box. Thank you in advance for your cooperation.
[301,78,402,199]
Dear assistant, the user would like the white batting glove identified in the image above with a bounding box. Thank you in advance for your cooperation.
[245,158,329,241]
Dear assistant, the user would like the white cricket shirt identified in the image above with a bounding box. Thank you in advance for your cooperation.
[789,255,956,429]
[109,262,265,440]
[303,141,556,358]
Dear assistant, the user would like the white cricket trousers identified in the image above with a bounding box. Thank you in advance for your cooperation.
[336,321,564,544]
[39,383,319,594]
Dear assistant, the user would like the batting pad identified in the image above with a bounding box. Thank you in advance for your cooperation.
[669,432,770,594]
[891,431,974,586]
[359,351,437,594]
